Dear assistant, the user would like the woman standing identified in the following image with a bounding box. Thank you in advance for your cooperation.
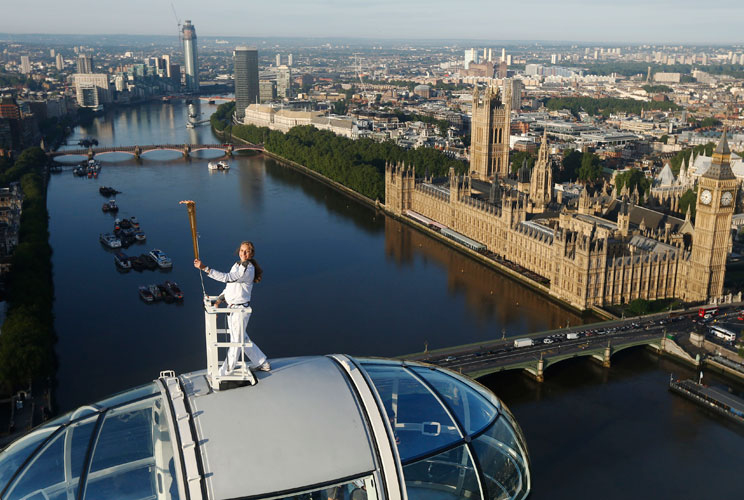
[194,241,270,374]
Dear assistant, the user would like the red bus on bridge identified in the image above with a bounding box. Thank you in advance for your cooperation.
[698,306,719,318]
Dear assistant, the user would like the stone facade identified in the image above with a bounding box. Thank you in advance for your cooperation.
[470,85,511,180]
[384,132,738,311]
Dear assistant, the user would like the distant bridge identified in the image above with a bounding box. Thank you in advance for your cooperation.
[49,143,263,161]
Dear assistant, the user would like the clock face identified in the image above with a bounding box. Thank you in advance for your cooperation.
[721,191,734,207]
[700,189,712,205]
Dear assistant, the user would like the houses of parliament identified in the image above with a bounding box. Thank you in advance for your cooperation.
[384,85,737,311]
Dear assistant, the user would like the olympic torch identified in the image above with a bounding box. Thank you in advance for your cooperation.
[179,200,199,260]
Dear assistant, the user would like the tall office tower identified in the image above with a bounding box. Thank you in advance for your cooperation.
[162,54,171,77]
[275,53,281,66]
[487,48,493,62]
[508,79,522,110]
[470,85,511,180]
[464,48,477,69]
[506,54,512,66]
[501,48,506,62]
[259,79,277,102]
[483,48,488,60]
[550,54,557,64]
[50,49,55,57]
[55,53,64,71]
[287,53,293,66]
[20,56,31,74]
[233,47,260,120]
[77,54,94,73]
[182,20,199,92]
[276,65,292,98]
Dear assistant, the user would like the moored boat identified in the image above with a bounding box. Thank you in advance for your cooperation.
[114,251,131,270]
[141,254,158,270]
[99,186,120,197]
[164,280,184,300]
[134,231,146,241]
[148,284,163,301]
[102,200,118,213]
[149,249,173,269]
[99,233,122,248]
[138,285,154,303]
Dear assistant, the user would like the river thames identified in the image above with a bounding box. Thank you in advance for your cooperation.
[49,99,744,498]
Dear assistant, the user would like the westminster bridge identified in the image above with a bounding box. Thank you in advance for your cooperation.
[401,308,717,382]
[49,142,264,161]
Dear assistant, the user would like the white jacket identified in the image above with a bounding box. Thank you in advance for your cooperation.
[208,261,255,305]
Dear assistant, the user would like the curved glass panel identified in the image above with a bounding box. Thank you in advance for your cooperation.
[411,366,497,435]
[266,474,378,499]
[403,444,481,500]
[4,416,97,500]
[82,396,179,499]
[471,419,530,500]
[362,364,462,462]
[90,382,160,410]
[0,426,58,492]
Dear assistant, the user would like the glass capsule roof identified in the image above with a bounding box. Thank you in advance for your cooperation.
[0,357,530,500]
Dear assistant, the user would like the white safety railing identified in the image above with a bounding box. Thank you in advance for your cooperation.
[203,295,257,389]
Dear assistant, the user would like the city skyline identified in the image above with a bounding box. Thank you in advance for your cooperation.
[2,0,744,44]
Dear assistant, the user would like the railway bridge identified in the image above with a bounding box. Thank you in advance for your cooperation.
[49,143,263,161]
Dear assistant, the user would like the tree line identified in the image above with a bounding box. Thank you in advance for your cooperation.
[545,96,680,117]
[0,147,56,391]
[213,102,469,201]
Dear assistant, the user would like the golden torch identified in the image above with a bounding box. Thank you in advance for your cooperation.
[179,200,199,260]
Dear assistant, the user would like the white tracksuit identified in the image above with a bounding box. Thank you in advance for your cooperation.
[207,261,267,375]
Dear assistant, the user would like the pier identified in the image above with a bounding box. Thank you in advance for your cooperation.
[669,378,744,425]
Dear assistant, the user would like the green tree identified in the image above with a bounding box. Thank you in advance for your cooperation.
[614,168,650,196]
[578,152,603,182]
[510,151,536,174]
[678,188,697,218]
[333,100,348,115]
[557,150,582,183]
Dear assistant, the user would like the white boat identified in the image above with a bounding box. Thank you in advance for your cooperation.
[186,122,195,129]
[149,248,172,268]
[99,233,122,248]
[207,160,230,171]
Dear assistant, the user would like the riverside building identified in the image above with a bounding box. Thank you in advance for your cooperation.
[182,20,199,92]
[385,86,738,310]
[233,47,259,120]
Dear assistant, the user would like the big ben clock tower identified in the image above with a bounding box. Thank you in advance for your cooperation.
[688,130,738,302]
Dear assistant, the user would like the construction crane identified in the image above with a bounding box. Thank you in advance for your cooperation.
[171,2,182,42]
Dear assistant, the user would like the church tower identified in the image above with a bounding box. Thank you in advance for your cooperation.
[687,130,738,301]
[470,85,511,180]
[529,130,553,212]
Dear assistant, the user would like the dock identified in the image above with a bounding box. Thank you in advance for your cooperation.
[669,378,744,425]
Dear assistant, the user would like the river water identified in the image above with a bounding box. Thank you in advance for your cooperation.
[49,99,744,498]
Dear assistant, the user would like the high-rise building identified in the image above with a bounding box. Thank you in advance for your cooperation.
[76,54,94,74]
[162,54,171,77]
[501,48,506,63]
[550,54,557,64]
[50,49,55,57]
[73,73,110,110]
[233,47,260,120]
[506,54,512,66]
[182,20,199,92]
[259,80,277,103]
[507,79,522,110]
[55,53,64,71]
[275,53,281,67]
[276,65,291,99]
[20,56,31,74]
[464,48,477,69]
[287,53,293,66]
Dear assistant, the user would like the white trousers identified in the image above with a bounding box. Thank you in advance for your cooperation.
[219,305,267,376]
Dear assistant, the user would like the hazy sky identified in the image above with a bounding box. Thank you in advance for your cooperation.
[3,0,744,44]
